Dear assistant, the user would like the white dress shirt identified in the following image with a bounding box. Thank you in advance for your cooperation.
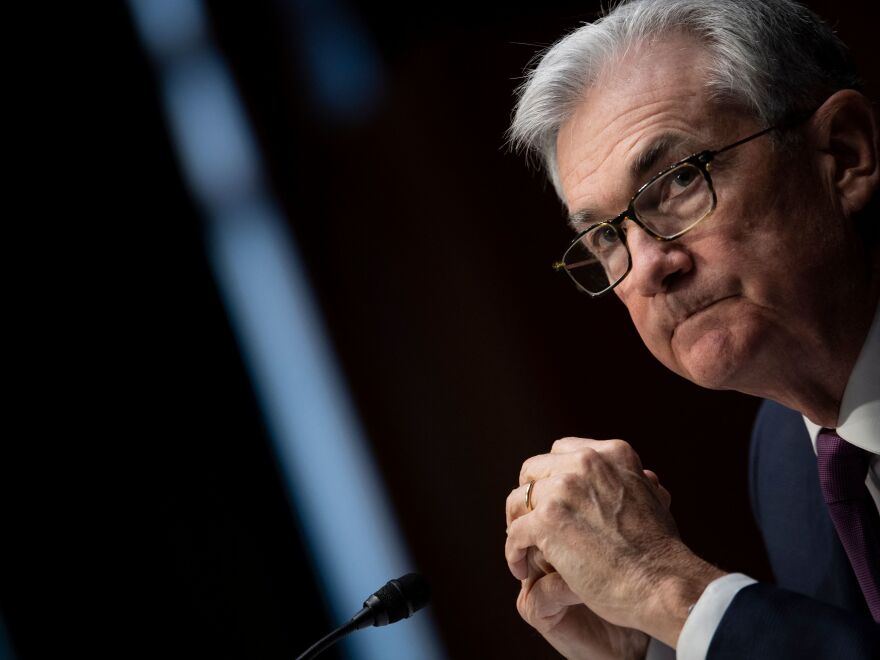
[648,303,880,660]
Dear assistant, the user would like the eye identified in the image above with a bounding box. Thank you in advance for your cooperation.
[586,225,621,253]
[671,167,697,189]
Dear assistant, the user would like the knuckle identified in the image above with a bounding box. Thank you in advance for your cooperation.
[606,438,629,452]
[606,438,632,457]
[542,493,569,521]
[576,447,600,471]
[607,438,641,467]
[504,538,519,565]
[540,503,559,524]
[515,589,532,620]
[558,471,582,492]
[551,436,577,452]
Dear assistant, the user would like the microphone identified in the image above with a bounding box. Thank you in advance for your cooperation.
[295,573,431,660]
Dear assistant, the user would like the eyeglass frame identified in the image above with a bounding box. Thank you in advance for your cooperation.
[552,120,797,297]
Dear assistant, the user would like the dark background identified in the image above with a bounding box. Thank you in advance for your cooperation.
[7,1,878,658]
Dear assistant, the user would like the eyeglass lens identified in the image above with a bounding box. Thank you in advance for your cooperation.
[562,162,714,294]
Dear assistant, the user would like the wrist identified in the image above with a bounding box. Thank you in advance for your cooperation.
[639,542,726,648]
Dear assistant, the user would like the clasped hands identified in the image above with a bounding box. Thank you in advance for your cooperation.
[505,437,724,658]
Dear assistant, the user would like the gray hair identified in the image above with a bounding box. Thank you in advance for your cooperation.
[509,0,862,196]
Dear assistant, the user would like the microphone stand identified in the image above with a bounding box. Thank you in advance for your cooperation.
[295,607,372,660]
[295,574,430,659]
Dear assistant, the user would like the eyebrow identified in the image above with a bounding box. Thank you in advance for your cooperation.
[629,134,687,183]
[567,208,597,231]
[566,133,693,231]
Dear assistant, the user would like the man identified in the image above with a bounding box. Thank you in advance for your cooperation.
[505,0,879,658]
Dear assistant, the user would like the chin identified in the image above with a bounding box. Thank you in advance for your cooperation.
[669,318,762,391]
[677,336,742,389]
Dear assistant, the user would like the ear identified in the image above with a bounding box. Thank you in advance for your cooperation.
[810,90,880,217]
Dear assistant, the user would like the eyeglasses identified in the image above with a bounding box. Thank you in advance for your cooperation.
[552,123,784,297]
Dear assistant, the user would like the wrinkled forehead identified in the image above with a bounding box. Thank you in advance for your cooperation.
[555,35,737,214]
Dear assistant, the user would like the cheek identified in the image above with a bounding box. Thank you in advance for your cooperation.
[687,207,783,291]
[624,299,679,367]
[716,161,827,263]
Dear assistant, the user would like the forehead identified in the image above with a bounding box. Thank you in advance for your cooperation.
[556,35,729,217]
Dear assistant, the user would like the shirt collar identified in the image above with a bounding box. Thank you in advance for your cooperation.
[804,302,880,455]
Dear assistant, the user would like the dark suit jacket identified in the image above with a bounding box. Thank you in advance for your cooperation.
[706,399,879,658]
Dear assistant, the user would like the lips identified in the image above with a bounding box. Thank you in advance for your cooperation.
[668,294,738,331]
[686,295,736,320]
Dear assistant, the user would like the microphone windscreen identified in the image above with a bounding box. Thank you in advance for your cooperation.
[395,573,431,614]
[375,573,431,623]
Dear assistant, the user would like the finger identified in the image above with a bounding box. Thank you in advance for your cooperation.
[505,482,533,527]
[507,474,552,526]
[519,446,614,486]
[550,436,597,454]
[656,482,672,509]
[643,469,672,509]
[520,440,632,487]
[518,572,582,624]
[519,452,569,486]
[551,438,643,471]
[526,546,556,577]
[505,514,539,580]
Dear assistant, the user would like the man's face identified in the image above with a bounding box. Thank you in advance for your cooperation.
[555,36,846,393]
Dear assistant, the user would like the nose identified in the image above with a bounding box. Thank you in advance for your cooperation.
[620,221,693,297]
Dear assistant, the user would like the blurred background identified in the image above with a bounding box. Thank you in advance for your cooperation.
[5,1,878,658]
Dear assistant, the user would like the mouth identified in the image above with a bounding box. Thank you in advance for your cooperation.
[670,294,739,338]
[683,295,737,322]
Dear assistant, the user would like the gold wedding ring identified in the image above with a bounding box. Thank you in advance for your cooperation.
[526,480,536,512]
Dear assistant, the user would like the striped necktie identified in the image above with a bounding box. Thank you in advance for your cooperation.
[816,428,880,622]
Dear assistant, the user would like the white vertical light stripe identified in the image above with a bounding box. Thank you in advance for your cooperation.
[163,54,261,207]
[207,200,443,659]
[127,1,443,657]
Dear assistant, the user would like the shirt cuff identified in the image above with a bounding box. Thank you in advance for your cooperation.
[676,573,757,660]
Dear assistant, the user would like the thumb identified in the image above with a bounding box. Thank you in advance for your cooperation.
[519,572,582,624]
[643,469,672,509]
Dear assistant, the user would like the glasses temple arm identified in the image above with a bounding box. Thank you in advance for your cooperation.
[711,106,818,158]
[712,124,780,157]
